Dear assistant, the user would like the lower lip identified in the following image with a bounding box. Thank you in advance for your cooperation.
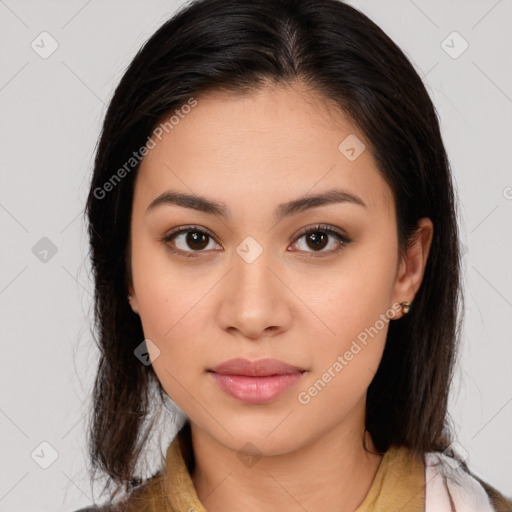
[209,371,304,404]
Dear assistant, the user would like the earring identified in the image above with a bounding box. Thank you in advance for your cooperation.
[400,301,411,315]
[127,295,133,301]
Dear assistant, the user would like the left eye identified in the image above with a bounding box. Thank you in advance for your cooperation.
[289,225,351,254]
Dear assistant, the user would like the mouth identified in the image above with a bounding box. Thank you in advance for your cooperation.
[208,357,306,377]
[207,358,307,404]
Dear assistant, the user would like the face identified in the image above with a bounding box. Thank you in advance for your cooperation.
[128,82,432,455]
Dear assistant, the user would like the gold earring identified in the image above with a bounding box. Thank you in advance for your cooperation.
[400,301,411,315]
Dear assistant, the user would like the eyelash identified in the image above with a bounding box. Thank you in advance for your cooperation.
[159,223,351,259]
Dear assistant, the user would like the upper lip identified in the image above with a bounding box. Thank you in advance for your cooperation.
[209,358,306,377]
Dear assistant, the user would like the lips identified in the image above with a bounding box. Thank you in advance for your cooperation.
[208,357,306,377]
[208,358,307,403]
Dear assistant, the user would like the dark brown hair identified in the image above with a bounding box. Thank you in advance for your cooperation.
[85,0,464,500]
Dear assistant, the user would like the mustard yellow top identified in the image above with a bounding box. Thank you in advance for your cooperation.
[104,423,511,512]
[125,427,426,512]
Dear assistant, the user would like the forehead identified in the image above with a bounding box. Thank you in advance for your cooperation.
[135,83,395,218]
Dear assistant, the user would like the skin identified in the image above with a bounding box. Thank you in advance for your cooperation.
[128,81,433,512]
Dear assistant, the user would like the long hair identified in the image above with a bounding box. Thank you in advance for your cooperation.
[84,0,463,499]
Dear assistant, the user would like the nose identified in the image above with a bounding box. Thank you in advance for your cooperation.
[216,248,293,340]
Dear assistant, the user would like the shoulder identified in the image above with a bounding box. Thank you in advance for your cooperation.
[425,451,512,512]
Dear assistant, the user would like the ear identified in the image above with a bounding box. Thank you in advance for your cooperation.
[127,283,140,315]
[391,217,433,318]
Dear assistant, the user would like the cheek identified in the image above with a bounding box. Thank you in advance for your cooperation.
[130,240,217,392]
[297,281,392,415]
[308,246,397,337]
[135,275,207,354]
[131,234,196,333]
[135,282,207,411]
[300,240,397,389]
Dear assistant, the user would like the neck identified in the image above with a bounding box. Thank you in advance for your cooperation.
[189,416,383,512]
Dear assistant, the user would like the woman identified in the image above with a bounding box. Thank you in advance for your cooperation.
[79,0,512,510]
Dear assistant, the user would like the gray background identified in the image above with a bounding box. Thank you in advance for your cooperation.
[0,0,511,510]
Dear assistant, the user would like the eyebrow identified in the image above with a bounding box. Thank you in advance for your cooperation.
[146,187,366,222]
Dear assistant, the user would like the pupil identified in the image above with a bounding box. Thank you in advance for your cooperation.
[187,231,208,250]
[307,232,327,251]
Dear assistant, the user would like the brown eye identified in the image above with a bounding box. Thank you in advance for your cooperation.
[290,224,351,256]
[304,231,329,251]
[184,231,210,250]
[161,225,221,257]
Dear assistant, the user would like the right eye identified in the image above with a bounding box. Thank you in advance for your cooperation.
[159,225,222,258]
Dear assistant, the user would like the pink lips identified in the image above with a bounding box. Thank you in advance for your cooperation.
[208,357,306,404]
